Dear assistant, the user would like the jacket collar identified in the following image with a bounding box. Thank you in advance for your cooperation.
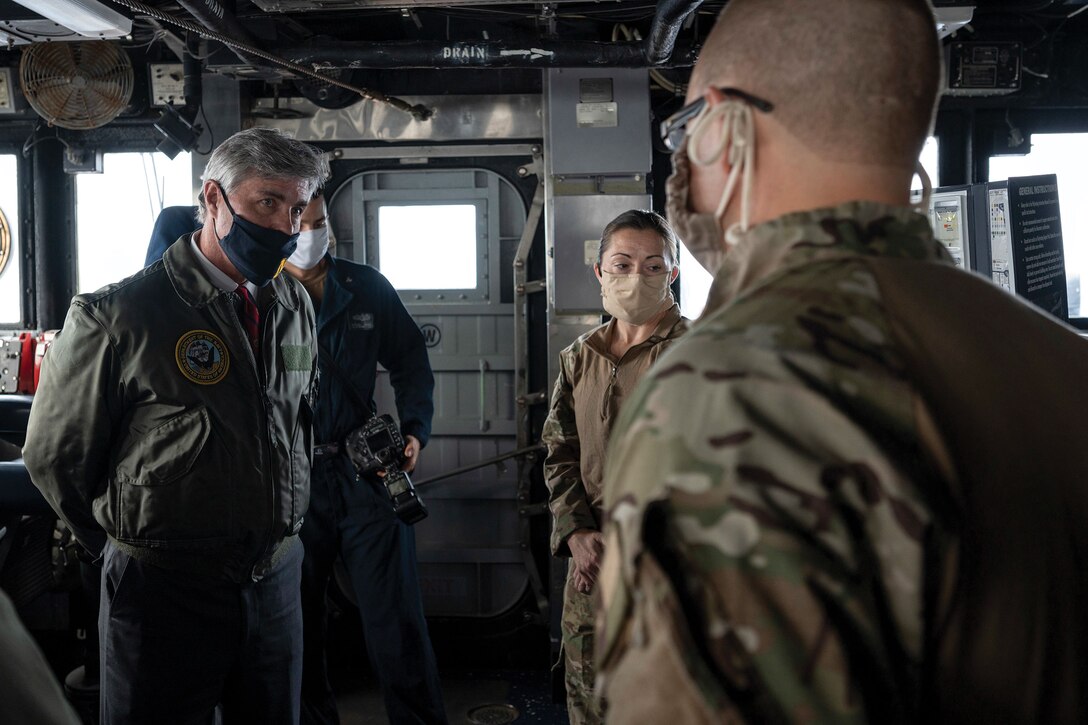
[704,200,953,316]
[317,254,354,330]
[164,233,301,312]
[583,302,684,359]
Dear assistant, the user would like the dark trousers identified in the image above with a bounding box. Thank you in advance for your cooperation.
[300,456,447,725]
[99,538,304,725]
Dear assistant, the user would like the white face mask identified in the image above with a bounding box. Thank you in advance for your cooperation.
[665,99,758,276]
[287,226,330,270]
[600,271,672,326]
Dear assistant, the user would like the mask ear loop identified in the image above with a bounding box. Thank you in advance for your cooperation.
[211,181,236,243]
[686,100,756,240]
[913,162,933,214]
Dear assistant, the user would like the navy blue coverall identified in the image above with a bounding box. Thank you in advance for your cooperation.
[300,256,447,725]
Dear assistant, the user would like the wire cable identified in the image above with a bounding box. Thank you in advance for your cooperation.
[613,23,686,94]
[196,103,214,155]
[21,122,71,159]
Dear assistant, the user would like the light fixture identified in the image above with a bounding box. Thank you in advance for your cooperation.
[11,0,131,39]
[934,6,974,40]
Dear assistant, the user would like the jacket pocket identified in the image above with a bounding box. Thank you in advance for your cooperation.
[115,406,210,486]
[113,406,230,545]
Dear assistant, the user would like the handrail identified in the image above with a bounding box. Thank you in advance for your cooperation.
[415,444,545,488]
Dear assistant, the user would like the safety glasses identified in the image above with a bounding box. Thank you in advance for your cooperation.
[660,87,775,151]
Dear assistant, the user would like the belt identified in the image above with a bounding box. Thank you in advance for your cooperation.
[109,534,300,584]
[314,443,341,457]
[249,535,299,582]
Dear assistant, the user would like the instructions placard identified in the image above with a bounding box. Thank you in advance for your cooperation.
[576,102,618,128]
[1007,174,1067,319]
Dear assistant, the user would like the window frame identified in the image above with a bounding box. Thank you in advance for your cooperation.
[367,198,489,301]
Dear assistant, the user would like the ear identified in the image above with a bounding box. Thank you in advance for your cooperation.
[593,263,603,282]
[202,180,223,217]
[688,87,735,176]
[704,87,727,104]
[669,266,680,283]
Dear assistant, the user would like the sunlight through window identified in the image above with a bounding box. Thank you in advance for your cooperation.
[76,152,192,294]
[0,155,21,323]
[990,133,1088,318]
[378,204,478,290]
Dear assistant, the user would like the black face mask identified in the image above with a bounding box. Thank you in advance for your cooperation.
[213,183,299,287]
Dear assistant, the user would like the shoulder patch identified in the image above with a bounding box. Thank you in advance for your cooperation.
[175,330,230,385]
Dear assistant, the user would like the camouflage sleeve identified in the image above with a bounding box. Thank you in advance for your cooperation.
[597,348,928,724]
[541,352,598,557]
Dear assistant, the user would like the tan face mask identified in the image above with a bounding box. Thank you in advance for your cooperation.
[600,271,672,325]
[665,99,758,276]
[666,146,726,276]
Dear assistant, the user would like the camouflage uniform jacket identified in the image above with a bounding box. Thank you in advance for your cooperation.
[595,200,1084,723]
[543,304,689,557]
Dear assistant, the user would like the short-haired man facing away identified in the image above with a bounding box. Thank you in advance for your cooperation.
[597,1,1088,722]
[24,128,329,725]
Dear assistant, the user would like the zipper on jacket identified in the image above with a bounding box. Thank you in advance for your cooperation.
[602,364,618,421]
[216,292,275,578]
[254,297,279,580]
[600,335,663,421]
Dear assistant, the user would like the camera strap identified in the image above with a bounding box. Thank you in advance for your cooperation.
[316,340,375,421]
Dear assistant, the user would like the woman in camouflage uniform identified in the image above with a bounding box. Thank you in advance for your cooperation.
[542,209,690,725]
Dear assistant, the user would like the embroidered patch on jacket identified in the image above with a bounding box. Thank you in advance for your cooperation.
[176,330,229,385]
[281,344,312,371]
[349,312,374,330]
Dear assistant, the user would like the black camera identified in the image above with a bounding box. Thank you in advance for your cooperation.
[343,414,427,525]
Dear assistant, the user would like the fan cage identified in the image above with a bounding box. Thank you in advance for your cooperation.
[19,41,134,131]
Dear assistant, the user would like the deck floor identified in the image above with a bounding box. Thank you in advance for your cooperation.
[326,594,570,725]
[334,668,569,725]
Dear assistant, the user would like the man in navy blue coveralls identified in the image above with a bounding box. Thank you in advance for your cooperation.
[284,191,447,725]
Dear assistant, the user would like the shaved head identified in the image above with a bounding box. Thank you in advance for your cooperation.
[692,0,941,168]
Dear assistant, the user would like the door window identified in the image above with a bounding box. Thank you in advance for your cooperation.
[377,204,478,290]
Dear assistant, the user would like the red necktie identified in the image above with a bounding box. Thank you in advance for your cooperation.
[236,285,259,355]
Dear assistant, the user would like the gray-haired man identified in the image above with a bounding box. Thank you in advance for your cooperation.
[23,128,329,725]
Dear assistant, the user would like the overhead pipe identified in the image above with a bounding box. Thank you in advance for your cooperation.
[644,0,705,66]
[174,0,265,68]
[181,32,203,122]
[286,38,698,70]
[107,0,433,119]
[285,0,703,69]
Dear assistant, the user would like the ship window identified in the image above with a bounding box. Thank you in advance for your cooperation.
[75,151,192,294]
[328,167,504,305]
[377,204,478,290]
[0,154,21,325]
